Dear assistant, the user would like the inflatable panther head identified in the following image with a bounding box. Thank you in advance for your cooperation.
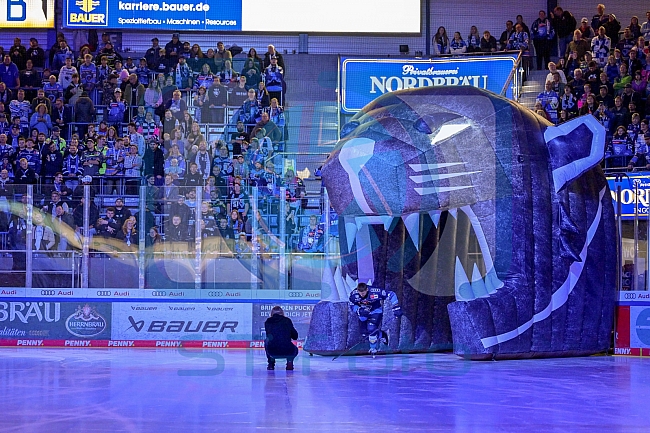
[307,86,615,359]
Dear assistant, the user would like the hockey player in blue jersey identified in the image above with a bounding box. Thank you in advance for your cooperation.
[349,282,402,355]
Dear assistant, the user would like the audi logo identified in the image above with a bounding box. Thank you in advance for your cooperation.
[288,292,304,298]
[207,291,224,297]
[151,291,167,296]
[96,291,111,296]
[40,290,56,296]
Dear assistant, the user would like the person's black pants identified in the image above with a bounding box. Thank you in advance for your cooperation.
[533,39,551,70]
[266,344,299,366]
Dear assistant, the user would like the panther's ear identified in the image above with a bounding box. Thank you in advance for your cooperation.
[544,115,606,193]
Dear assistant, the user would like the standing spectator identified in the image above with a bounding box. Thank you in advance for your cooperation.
[578,18,595,44]
[214,42,232,72]
[165,90,188,123]
[124,73,145,119]
[641,11,650,40]
[263,57,285,106]
[630,17,642,40]
[560,84,579,118]
[64,74,83,105]
[241,58,261,90]
[107,89,126,127]
[0,54,20,91]
[26,38,45,69]
[143,139,164,185]
[9,90,30,131]
[20,60,41,101]
[604,14,621,46]
[165,33,183,64]
[173,57,193,90]
[123,144,142,193]
[9,38,26,71]
[144,79,163,120]
[58,57,78,90]
[566,30,589,61]
[30,89,51,115]
[532,10,554,70]
[433,26,450,55]
[145,38,162,70]
[591,4,608,33]
[73,91,96,139]
[263,45,285,71]
[78,54,98,94]
[592,27,612,68]
[617,28,637,60]
[551,6,577,60]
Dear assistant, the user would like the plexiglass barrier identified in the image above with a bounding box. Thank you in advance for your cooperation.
[0,184,334,301]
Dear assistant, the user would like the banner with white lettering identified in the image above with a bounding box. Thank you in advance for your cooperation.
[340,56,518,114]
[252,303,315,340]
[0,301,111,340]
[111,303,252,340]
[607,173,650,220]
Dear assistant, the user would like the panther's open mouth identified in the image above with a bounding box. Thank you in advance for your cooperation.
[339,205,504,303]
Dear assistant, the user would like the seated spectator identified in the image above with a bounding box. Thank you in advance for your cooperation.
[283,169,305,211]
[96,207,121,238]
[506,23,529,52]
[29,104,52,136]
[467,26,481,53]
[228,209,245,236]
[297,215,324,253]
[449,32,467,55]
[116,216,138,248]
[14,157,37,185]
[628,131,650,170]
[228,183,249,220]
[234,232,251,256]
[166,214,189,243]
[252,112,282,149]
[480,30,497,52]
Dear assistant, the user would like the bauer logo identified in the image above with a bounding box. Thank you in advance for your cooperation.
[66,0,107,26]
[65,304,107,338]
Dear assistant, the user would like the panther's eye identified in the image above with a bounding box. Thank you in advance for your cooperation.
[340,121,360,139]
[414,118,432,134]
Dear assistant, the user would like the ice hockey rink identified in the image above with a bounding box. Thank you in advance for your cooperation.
[1,348,649,432]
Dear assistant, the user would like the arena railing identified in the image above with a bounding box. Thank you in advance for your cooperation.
[0,184,336,298]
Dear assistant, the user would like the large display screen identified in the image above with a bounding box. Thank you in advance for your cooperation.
[63,0,421,32]
[0,0,54,28]
[340,55,519,114]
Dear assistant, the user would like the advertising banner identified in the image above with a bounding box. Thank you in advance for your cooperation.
[607,173,650,220]
[0,0,55,28]
[62,0,419,32]
[63,0,241,30]
[615,293,650,356]
[0,301,111,340]
[252,303,315,340]
[111,302,253,340]
[340,56,518,114]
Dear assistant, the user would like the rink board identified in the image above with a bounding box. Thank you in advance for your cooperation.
[615,291,650,356]
[0,300,316,347]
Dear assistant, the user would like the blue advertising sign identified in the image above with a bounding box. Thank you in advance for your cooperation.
[340,56,518,114]
[63,0,241,31]
[607,173,650,219]
[0,301,111,340]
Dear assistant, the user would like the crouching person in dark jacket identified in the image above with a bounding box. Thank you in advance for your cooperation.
[265,306,298,370]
